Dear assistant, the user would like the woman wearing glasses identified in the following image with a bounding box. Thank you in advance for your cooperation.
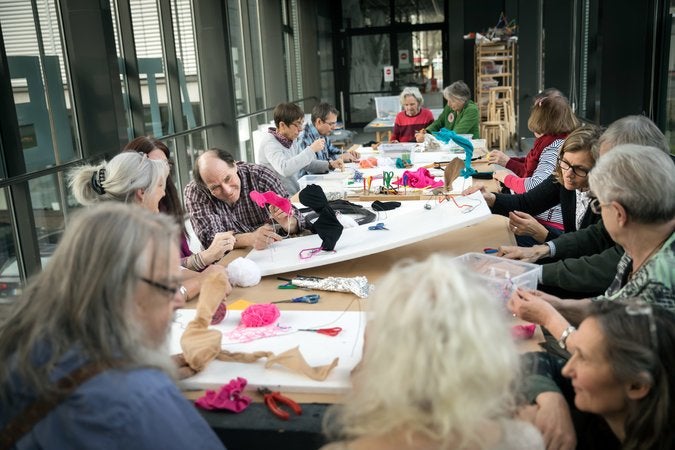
[465,125,603,246]
[257,102,344,195]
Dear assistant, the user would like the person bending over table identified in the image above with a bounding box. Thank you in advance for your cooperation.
[518,300,674,450]
[389,86,434,143]
[300,102,360,162]
[123,137,235,272]
[499,115,672,297]
[258,102,343,195]
[184,148,305,250]
[0,204,226,449]
[321,255,544,450]
[416,80,480,141]
[466,125,602,244]
[69,152,230,306]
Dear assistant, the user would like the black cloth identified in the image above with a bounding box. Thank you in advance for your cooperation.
[298,185,343,251]
[371,200,401,211]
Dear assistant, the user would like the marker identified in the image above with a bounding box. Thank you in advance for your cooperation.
[483,248,499,254]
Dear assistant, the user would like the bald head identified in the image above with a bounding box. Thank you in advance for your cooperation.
[193,149,240,205]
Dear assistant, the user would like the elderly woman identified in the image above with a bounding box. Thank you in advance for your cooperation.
[321,255,544,450]
[509,144,675,343]
[0,204,227,448]
[390,86,434,143]
[417,80,479,141]
[466,125,603,245]
[68,152,232,305]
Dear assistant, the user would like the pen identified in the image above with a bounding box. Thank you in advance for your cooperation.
[483,248,499,254]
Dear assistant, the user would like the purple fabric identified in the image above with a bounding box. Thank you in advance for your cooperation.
[268,127,293,148]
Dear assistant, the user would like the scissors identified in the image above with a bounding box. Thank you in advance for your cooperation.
[297,327,342,336]
[382,171,394,188]
[368,222,389,231]
[271,294,320,304]
[258,388,302,420]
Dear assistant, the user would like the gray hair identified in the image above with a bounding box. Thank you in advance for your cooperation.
[589,144,675,223]
[443,80,471,103]
[324,254,519,447]
[0,203,180,403]
[399,86,424,106]
[598,115,669,154]
[69,152,169,206]
[311,102,339,124]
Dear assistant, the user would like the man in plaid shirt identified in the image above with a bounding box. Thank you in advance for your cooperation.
[184,148,305,250]
[300,103,359,162]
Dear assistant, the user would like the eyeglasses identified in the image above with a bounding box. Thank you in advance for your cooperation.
[323,120,338,127]
[140,277,181,297]
[589,197,611,214]
[625,298,658,349]
[290,120,304,129]
[558,157,590,177]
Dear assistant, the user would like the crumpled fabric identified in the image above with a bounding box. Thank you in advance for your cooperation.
[291,276,372,299]
[443,159,464,191]
[433,129,477,178]
[195,377,252,412]
[249,190,293,215]
[217,347,338,381]
[512,323,537,340]
[392,167,443,189]
[298,185,343,251]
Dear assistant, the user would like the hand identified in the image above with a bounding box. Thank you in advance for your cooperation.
[348,148,360,160]
[329,159,345,171]
[415,130,426,143]
[532,392,577,450]
[498,244,550,262]
[268,205,298,234]
[507,288,560,327]
[462,183,496,207]
[252,224,282,250]
[390,139,399,143]
[509,211,549,243]
[339,153,356,163]
[172,354,197,380]
[493,169,509,184]
[202,231,235,264]
[309,138,326,153]
[487,150,510,166]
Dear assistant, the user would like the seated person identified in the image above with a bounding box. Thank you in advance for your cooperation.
[0,204,226,449]
[416,80,480,140]
[499,115,671,297]
[123,136,235,272]
[466,125,602,244]
[258,102,343,195]
[300,102,359,162]
[518,300,674,450]
[69,152,231,303]
[184,148,305,250]
[389,86,434,143]
[508,145,675,340]
[321,255,544,450]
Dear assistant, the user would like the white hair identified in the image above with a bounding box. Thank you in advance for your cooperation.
[399,86,424,106]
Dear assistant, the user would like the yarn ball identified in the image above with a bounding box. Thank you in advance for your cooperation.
[227,257,261,287]
[240,304,280,328]
[211,302,227,325]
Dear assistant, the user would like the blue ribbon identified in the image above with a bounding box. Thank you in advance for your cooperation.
[432,129,478,178]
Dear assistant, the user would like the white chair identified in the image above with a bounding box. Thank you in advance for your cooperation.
[374,96,402,118]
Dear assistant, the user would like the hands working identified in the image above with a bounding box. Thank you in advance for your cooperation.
[310,138,326,153]
[509,211,549,243]
[493,169,510,184]
[507,288,562,328]
[462,183,496,207]
[201,231,235,264]
[487,149,510,166]
[498,244,550,262]
[339,148,360,162]
[268,205,299,234]
[519,392,577,450]
[329,159,345,171]
[414,129,426,143]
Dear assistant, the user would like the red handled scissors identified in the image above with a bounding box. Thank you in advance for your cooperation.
[297,327,342,336]
[258,388,302,420]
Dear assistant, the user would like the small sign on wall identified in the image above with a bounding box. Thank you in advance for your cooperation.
[383,65,394,82]
[398,50,410,68]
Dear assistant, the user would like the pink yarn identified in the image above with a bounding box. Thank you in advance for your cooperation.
[393,167,443,188]
[240,303,280,327]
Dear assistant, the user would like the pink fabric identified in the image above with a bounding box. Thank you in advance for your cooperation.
[195,377,252,412]
[241,303,281,327]
[393,167,443,189]
[511,323,536,340]
[249,190,293,216]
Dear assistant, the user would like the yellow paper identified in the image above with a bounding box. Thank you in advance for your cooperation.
[228,299,253,310]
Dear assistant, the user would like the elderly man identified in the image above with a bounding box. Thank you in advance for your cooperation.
[300,102,359,162]
[0,204,227,449]
[499,115,671,297]
[184,148,304,250]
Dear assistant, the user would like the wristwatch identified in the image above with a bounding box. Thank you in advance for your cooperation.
[557,325,576,350]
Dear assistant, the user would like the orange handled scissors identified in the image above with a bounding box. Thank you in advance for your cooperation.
[298,327,342,336]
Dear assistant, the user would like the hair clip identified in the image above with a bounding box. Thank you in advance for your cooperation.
[91,167,106,195]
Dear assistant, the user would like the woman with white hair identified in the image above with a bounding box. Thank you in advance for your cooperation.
[390,86,433,142]
[321,254,544,450]
[0,204,227,448]
[416,80,480,141]
[509,144,675,341]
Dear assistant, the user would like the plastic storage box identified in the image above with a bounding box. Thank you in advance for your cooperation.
[452,252,540,305]
[297,173,347,200]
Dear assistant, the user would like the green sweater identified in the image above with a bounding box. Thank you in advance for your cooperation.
[425,100,480,138]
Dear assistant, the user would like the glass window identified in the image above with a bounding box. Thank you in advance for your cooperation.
[342,0,391,28]
[0,189,19,300]
[228,0,248,115]
[395,30,444,107]
[665,5,675,152]
[171,0,202,129]
[394,0,444,24]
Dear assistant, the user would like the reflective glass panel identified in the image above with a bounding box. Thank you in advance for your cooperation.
[394,0,444,24]
[171,0,202,129]
[0,189,19,300]
[342,0,391,28]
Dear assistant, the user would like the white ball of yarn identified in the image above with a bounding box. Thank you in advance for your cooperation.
[227,257,262,287]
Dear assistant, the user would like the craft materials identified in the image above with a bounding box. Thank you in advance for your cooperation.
[290,275,372,298]
[240,303,281,327]
[393,167,443,189]
[359,157,378,168]
[483,248,499,254]
[432,129,478,178]
[258,388,302,420]
[228,299,254,310]
[211,302,227,325]
[195,377,251,412]
[227,257,262,287]
[299,247,336,260]
[443,158,464,191]
[298,327,342,336]
[335,211,359,228]
[511,323,537,340]
[371,200,401,211]
[298,185,343,251]
[272,294,320,304]
[249,190,293,215]
[382,171,394,189]
[368,222,389,231]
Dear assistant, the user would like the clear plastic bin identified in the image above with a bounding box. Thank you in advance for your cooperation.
[298,174,347,199]
[452,252,540,305]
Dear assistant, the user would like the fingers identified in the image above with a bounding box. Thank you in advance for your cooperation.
[461,184,484,196]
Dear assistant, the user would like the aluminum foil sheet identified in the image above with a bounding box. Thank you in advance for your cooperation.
[292,276,372,298]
